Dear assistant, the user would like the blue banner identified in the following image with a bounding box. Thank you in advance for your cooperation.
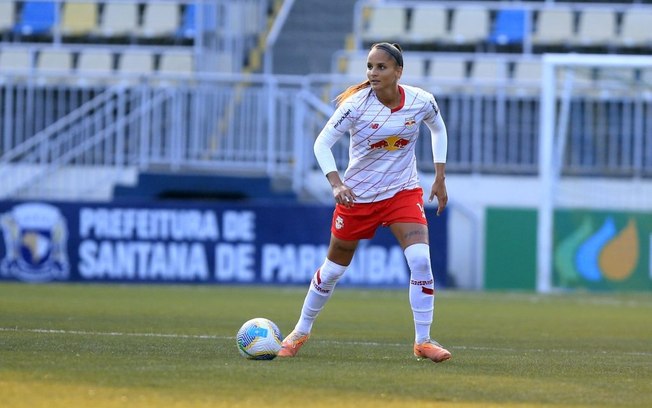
[0,200,447,287]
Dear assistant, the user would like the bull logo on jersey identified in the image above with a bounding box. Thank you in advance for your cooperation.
[404,117,416,127]
[0,203,69,282]
[368,136,411,151]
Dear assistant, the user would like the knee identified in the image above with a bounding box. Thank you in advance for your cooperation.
[404,243,432,276]
[318,263,346,284]
[311,259,347,294]
[327,239,357,266]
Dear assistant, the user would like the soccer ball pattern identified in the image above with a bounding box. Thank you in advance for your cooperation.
[236,318,283,360]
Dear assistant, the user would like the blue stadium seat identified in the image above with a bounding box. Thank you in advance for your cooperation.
[14,1,56,35]
[178,3,217,39]
[489,9,526,45]
[178,4,196,38]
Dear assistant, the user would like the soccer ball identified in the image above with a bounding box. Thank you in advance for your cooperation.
[236,318,283,360]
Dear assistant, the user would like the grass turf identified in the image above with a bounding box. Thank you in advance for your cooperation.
[0,283,651,407]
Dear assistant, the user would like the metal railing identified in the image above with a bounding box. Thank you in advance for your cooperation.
[1,69,651,200]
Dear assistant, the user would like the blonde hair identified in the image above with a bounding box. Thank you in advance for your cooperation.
[334,80,371,107]
[334,42,403,107]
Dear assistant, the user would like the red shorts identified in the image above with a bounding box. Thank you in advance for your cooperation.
[331,188,427,241]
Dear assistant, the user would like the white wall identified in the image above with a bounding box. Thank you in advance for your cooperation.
[0,165,138,201]
[419,174,652,290]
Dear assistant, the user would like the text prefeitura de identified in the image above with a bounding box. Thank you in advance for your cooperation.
[79,207,255,241]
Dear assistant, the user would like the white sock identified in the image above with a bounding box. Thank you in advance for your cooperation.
[405,243,435,344]
[294,258,347,334]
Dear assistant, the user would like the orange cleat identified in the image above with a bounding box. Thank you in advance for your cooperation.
[413,339,452,363]
[277,330,310,357]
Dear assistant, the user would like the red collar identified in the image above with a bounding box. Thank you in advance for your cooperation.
[390,85,405,113]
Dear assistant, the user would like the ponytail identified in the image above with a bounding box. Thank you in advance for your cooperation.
[335,80,370,106]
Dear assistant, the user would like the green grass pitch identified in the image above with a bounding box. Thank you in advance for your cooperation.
[1,282,651,407]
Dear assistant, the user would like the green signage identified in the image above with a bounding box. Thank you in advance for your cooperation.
[485,208,537,290]
[484,208,652,292]
[554,210,652,291]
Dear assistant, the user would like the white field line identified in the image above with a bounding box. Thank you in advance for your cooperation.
[0,327,222,340]
[1,327,651,357]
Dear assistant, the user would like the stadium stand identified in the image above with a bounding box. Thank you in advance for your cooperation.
[352,1,652,55]
[5,1,650,84]
[0,1,270,76]
[1,0,651,203]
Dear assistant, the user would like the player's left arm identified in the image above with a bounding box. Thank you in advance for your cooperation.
[423,94,448,215]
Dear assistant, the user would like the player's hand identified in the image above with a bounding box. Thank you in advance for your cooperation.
[429,177,448,216]
[333,184,356,208]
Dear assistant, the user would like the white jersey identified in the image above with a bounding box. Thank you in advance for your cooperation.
[317,84,446,203]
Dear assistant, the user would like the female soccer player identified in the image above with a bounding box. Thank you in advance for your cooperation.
[278,42,451,363]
